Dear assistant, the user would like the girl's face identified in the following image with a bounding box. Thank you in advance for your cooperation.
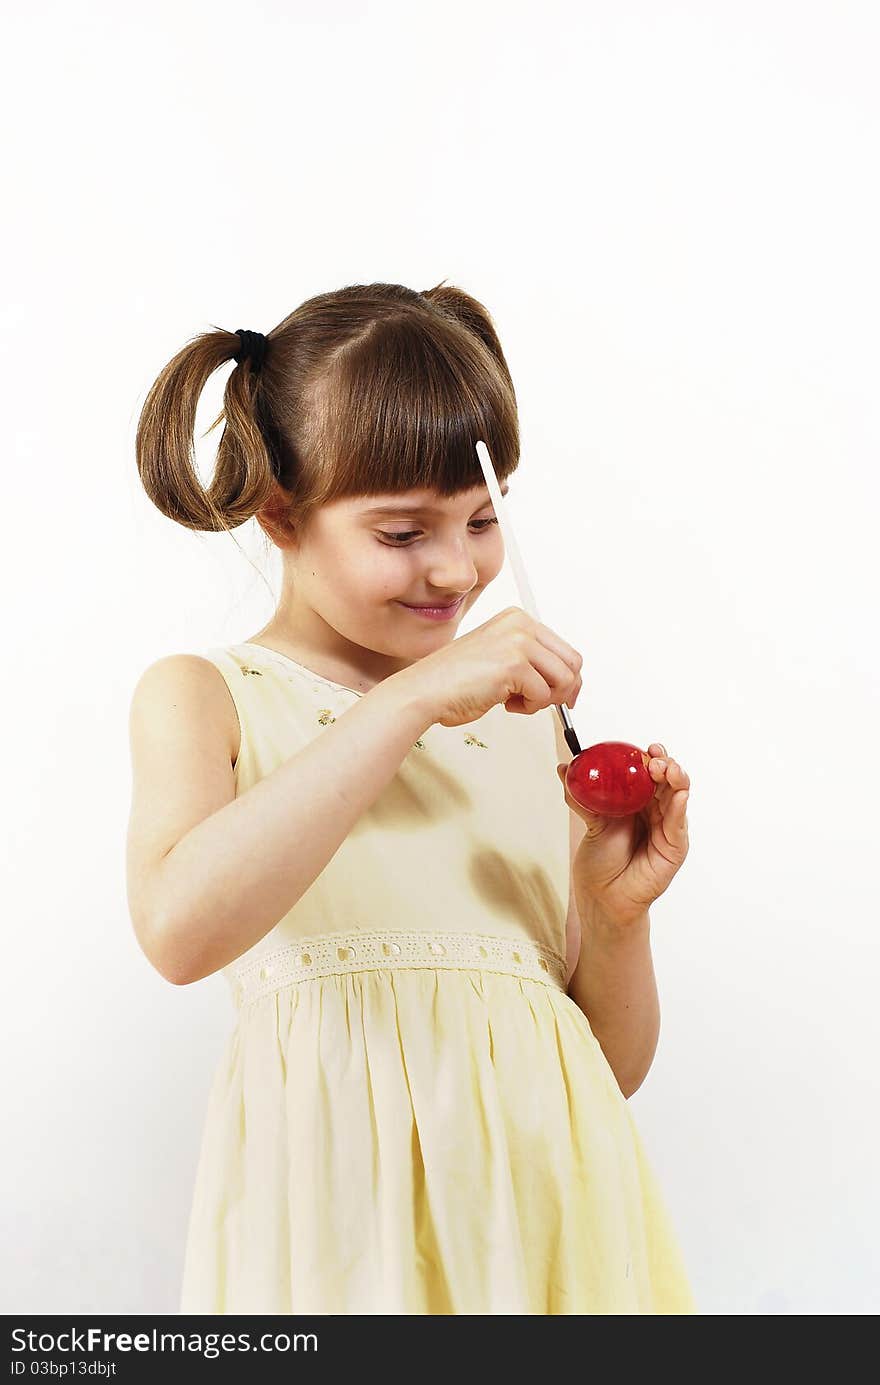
[279,480,509,674]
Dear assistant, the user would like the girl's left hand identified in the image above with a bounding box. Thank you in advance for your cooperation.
[556,743,690,927]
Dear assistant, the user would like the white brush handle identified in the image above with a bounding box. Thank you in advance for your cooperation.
[475,440,580,750]
[474,440,542,621]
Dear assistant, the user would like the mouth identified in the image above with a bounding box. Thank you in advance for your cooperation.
[396,595,466,619]
[405,598,463,609]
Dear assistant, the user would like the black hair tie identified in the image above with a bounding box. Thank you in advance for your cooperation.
[233,328,268,371]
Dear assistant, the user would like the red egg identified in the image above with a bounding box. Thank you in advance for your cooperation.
[565,741,654,817]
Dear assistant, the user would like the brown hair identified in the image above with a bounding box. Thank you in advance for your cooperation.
[135,280,521,548]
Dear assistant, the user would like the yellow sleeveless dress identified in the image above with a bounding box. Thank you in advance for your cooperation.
[178,641,696,1315]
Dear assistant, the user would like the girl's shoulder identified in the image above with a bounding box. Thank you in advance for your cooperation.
[127,652,241,980]
[131,650,242,770]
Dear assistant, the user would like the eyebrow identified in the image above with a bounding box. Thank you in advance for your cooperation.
[361,481,509,517]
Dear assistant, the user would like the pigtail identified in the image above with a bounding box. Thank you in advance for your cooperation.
[135,327,279,534]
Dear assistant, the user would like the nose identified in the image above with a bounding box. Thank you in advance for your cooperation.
[425,541,479,593]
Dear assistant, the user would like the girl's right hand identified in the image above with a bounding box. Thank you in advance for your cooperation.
[397,606,584,728]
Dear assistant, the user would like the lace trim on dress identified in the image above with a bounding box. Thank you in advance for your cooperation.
[229,927,568,1006]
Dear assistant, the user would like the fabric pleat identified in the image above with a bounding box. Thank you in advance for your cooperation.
[181,964,695,1314]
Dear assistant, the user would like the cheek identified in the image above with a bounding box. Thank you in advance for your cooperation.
[479,550,504,583]
[346,567,403,606]
[362,547,416,598]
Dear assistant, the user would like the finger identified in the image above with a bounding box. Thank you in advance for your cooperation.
[650,770,690,836]
[534,623,583,675]
[529,635,583,706]
[668,784,686,816]
[668,789,690,840]
[650,756,690,795]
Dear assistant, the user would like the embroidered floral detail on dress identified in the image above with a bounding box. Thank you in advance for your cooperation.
[236,652,489,753]
[314,707,425,747]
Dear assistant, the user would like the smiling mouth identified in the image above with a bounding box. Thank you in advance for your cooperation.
[404,599,463,609]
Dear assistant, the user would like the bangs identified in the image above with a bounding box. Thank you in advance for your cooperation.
[303,309,520,508]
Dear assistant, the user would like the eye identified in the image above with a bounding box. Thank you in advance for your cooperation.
[378,517,499,546]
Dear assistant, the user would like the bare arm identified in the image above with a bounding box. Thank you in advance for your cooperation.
[567,880,660,1099]
[146,672,434,986]
[552,716,659,1098]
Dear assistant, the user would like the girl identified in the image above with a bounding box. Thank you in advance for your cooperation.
[128,280,695,1315]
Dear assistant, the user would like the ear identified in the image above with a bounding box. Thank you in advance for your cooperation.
[255,482,298,548]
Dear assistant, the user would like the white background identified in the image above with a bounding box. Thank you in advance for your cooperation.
[2,0,877,1316]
